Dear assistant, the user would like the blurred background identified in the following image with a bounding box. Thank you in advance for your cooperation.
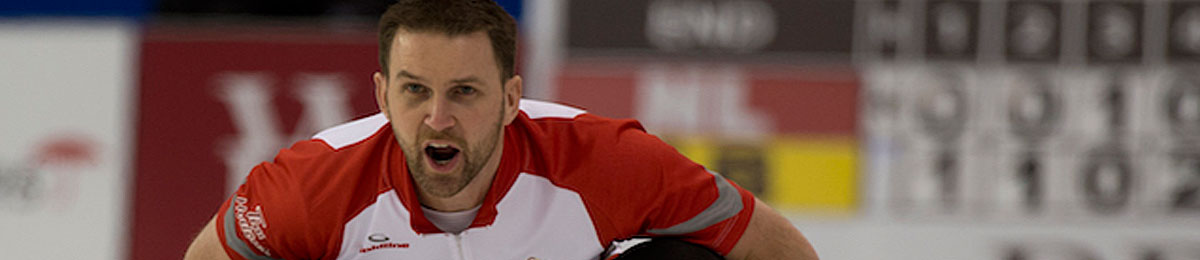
[2,0,1199,259]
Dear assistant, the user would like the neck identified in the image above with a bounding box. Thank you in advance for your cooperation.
[418,135,505,212]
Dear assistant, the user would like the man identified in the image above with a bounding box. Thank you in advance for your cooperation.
[185,0,818,259]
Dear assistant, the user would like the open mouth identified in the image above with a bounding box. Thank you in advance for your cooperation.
[424,143,461,167]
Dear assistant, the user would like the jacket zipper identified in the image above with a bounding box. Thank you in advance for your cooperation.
[452,231,468,260]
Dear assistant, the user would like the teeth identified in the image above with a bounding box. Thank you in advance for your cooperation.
[426,142,457,167]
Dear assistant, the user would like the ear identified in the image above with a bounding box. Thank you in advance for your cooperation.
[373,71,389,118]
[502,75,523,125]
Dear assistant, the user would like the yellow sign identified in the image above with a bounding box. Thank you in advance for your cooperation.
[666,135,857,215]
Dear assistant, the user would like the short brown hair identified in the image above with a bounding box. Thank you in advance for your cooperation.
[378,0,517,81]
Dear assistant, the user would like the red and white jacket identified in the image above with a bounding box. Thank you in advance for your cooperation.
[215,99,755,260]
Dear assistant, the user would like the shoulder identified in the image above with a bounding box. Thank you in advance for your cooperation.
[250,113,393,222]
[272,113,391,183]
[514,99,677,188]
[312,113,390,151]
[219,113,395,259]
[513,100,745,247]
[519,99,588,120]
[276,112,394,204]
[517,99,653,148]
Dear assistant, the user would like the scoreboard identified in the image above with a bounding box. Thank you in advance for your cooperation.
[864,66,1200,221]
[856,0,1200,259]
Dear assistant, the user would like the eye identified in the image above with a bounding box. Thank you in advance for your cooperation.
[403,83,429,95]
[454,86,477,96]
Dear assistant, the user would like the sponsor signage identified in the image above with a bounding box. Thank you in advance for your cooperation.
[133,24,380,260]
[0,21,135,260]
[565,0,855,58]
[555,63,858,136]
[554,62,860,211]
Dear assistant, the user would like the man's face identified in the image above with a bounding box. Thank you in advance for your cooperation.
[373,30,520,198]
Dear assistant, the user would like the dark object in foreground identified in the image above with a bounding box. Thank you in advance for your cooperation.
[614,239,725,260]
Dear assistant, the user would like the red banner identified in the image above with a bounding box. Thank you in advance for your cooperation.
[556,62,859,136]
[133,24,380,260]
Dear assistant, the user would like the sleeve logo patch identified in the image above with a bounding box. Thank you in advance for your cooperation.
[234,196,272,256]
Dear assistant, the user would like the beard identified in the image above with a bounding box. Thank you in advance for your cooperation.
[400,110,504,198]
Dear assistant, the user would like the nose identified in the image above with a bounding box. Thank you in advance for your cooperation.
[424,96,456,132]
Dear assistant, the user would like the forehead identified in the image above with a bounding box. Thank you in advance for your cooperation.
[387,30,500,82]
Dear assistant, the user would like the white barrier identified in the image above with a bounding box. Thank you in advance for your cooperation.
[0,19,136,260]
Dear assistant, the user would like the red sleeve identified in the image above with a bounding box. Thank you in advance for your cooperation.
[636,135,755,255]
[564,117,755,256]
[213,142,330,260]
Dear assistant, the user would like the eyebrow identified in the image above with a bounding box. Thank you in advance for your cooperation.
[450,76,483,85]
[395,70,423,81]
[396,70,484,85]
